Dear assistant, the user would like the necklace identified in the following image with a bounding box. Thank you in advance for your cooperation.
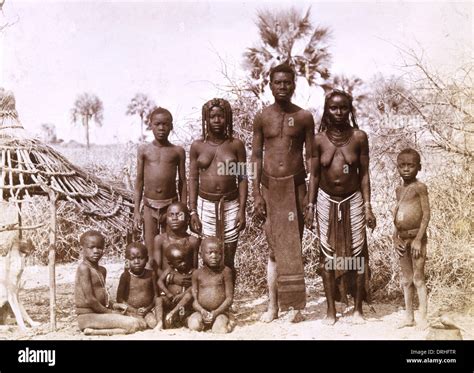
[326,127,354,147]
[129,268,146,278]
[207,138,226,146]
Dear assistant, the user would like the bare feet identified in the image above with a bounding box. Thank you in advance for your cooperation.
[322,316,337,326]
[288,309,305,323]
[350,311,365,324]
[416,317,428,331]
[154,321,163,331]
[397,318,415,329]
[260,308,278,323]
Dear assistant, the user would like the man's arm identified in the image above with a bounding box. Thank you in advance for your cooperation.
[236,140,248,232]
[78,266,111,314]
[250,113,267,220]
[358,131,376,229]
[250,113,263,198]
[177,146,187,203]
[212,268,234,317]
[134,145,145,231]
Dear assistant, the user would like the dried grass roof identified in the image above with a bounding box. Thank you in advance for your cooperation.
[0,88,133,233]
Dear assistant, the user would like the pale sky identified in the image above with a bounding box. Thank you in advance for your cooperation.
[1,0,471,144]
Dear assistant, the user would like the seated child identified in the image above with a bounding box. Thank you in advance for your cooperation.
[152,202,200,289]
[74,230,146,335]
[188,237,233,333]
[156,244,194,329]
[115,242,160,329]
[393,148,430,330]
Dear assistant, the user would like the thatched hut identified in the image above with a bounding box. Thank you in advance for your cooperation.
[0,88,134,330]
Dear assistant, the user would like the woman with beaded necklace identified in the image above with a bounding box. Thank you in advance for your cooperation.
[305,90,376,325]
[189,98,248,285]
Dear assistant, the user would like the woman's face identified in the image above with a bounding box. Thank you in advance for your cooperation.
[208,106,226,136]
[326,94,351,126]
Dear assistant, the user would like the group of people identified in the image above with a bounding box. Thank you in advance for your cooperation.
[74,63,431,335]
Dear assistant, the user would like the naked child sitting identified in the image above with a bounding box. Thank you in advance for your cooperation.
[188,237,233,333]
[134,107,187,267]
[393,148,430,329]
[75,231,146,335]
[115,242,160,329]
[156,244,194,329]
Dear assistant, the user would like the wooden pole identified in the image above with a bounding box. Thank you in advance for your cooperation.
[48,189,58,332]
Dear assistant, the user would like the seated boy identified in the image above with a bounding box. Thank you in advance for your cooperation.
[74,231,146,335]
[188,237,233,333]
[115,242,160,329]
[393,148,430,330]
[156,244,194,329]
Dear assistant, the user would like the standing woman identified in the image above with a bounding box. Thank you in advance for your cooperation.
[189,98,247,283]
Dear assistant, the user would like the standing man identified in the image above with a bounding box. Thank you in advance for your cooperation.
[251,63,314,322]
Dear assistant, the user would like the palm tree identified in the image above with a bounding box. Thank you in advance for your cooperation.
[243,7,332,97]
[71,93,104,149]
[126,93,155,140]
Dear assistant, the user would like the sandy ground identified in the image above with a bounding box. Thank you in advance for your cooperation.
[1,261,472,341]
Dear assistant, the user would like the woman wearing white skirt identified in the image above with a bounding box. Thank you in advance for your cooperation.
[189,98,248,284]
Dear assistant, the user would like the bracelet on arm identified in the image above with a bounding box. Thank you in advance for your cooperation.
[190,209,198,216]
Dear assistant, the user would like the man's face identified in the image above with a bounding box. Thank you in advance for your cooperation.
[397,154,420,181]
[166,205,187,232]
[327,94,351,125]
[127,247,147,275]
[150,113,172,141]
[270,72,295,102]
[82,236,105,264]
[209,106,226,136]
[202,242,222,269]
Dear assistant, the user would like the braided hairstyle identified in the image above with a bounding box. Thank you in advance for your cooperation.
[201,98,233,141]
[318,89,359,132]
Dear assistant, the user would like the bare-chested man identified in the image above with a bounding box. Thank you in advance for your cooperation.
[393,148,430,330]
[251,63,314,322]
[306,90,376,325]
[134,107,187,267]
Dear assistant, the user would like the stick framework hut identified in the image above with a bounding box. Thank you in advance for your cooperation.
[0,88,134,330]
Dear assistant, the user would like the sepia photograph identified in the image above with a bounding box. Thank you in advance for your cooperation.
[0,0,472,360]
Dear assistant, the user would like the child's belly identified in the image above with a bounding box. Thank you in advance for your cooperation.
[128,290,154,308]
[395,201,423,231]
[198,287,226,311]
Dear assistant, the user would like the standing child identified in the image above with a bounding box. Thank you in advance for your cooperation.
[134,107,187,267]
[74,231,145,335]
[188,237,233,334]
[115,242,160,329]
[393,148,430,329]
[156,244,194,329]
